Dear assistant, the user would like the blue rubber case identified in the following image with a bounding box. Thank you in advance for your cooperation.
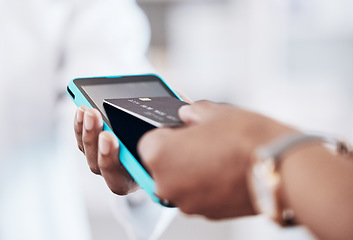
[67,74,181,205]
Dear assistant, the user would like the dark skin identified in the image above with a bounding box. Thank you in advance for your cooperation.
[137,101,295,219]
[74,106,138,195]
[75,100,353,240]
[73,93,192,195]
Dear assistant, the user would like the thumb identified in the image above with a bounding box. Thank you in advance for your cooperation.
[178,100,214,124]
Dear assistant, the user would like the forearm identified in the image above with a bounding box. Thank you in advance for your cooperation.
[139,101,353,235]
[280,144,353,240]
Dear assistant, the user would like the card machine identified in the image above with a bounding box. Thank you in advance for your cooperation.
[103,97,188,207]
[103,97,188,165]
[67,74,182,205]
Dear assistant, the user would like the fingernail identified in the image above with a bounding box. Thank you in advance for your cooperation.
[77,108,84,123]
[84,112,94,131]
[99,136,110,155]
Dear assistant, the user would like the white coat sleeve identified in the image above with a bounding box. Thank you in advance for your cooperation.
[57,1,176,239]
[59,0,153,88]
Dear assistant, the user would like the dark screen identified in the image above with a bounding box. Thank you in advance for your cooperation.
[82,80,172,120]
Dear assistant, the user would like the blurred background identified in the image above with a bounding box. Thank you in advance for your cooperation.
[141,0,353,139]
[1,0,352,239]
[85,0,353,239]
[140,0,353,238]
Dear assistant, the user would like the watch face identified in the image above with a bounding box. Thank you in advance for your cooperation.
[248,159,279,219]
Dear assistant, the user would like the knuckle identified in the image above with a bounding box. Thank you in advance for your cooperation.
[110,186,130,196]
[77,144,85,153]
[89,166,101,175]
[82,136,95,147]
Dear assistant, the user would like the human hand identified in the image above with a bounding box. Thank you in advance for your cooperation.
[138,101,295,219]
[73,93,192,196]
[74,106,138,195]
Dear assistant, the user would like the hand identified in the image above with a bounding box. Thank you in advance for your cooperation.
[74,106,138,195]
[73,94,192,196]
[138,101,295,219]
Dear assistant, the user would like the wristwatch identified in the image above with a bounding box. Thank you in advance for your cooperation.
[248,133,352,226]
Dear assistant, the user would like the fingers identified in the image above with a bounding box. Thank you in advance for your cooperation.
[74,106,104,175]
[179,100,240,125]
[138,128,179,200]
[74,107,139,195]
[98,131,138,195]
[74,106,89,153]
[178,100,215,124]
[82,108,103,174]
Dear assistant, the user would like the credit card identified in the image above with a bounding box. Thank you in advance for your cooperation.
[103,97,189,127]
[103,97,188,167]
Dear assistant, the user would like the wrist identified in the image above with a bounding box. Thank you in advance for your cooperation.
[247,133,351,226]
[237,119,297,217]
[278,143,335,222]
